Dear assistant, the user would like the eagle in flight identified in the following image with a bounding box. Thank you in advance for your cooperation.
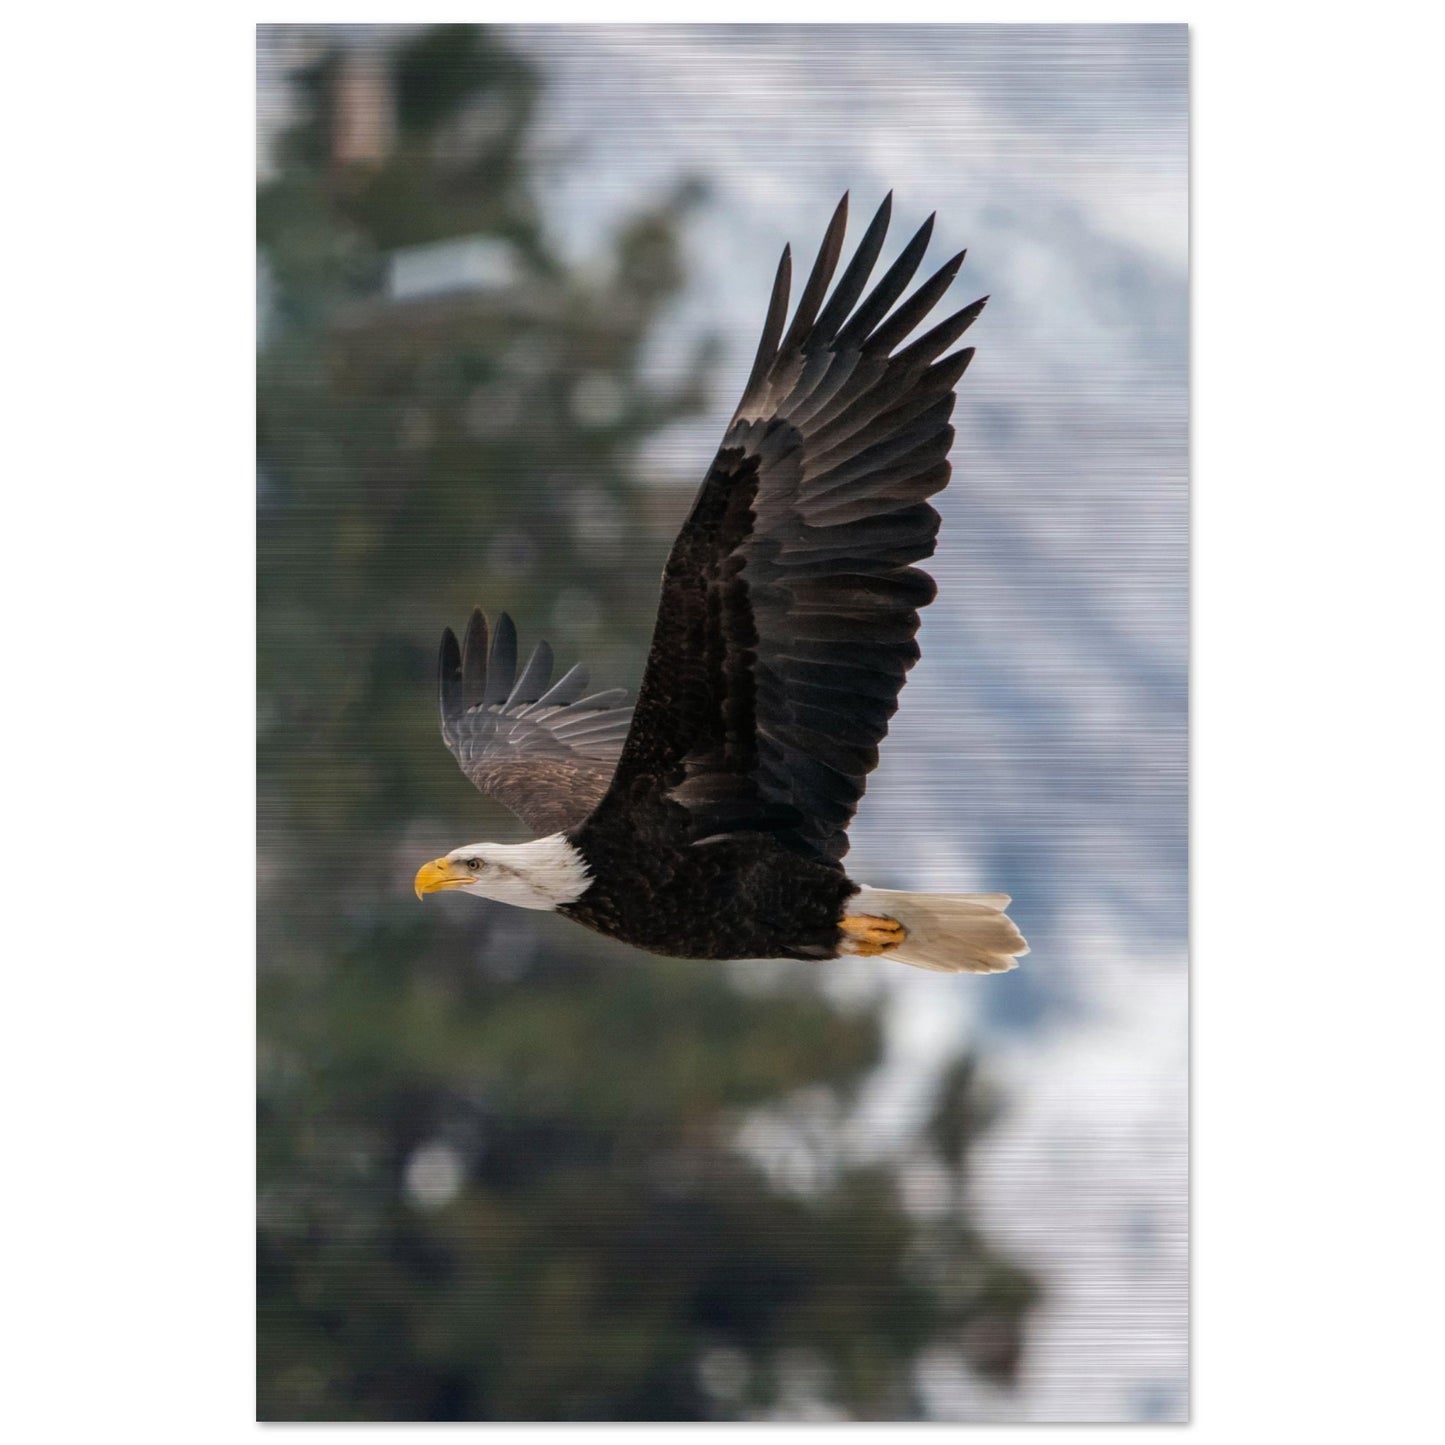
[414,194,1027,974]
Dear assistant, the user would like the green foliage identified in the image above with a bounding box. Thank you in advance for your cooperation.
[257,24,1033,1421]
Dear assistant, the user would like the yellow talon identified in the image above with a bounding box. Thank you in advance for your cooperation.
[839,913,908,957]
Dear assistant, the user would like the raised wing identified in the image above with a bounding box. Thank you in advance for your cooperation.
[439,610,633,835]
[593,193,982,865]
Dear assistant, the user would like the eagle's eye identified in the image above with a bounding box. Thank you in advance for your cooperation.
[466,858,482,871]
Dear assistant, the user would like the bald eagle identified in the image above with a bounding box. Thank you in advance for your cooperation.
[414,194,1027,974]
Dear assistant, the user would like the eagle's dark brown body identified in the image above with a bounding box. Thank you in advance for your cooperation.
[564,796,858,960]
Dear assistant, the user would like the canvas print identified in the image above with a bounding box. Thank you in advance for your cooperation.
[257,22,1188,1422]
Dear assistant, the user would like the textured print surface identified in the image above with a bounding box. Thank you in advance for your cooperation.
[256,22,1189,1423]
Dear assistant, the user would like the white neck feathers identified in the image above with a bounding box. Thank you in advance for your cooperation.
[451,834,591,911]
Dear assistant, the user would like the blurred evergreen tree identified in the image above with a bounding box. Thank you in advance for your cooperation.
[257,24,1035,1422]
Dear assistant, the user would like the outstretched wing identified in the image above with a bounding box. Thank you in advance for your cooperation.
[439,610,633,835]
[592,193,982,865]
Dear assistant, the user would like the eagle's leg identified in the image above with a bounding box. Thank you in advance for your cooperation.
[838,913,908,957]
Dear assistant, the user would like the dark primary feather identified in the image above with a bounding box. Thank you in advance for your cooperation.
[595,193,984,864]
[438,610,633,835]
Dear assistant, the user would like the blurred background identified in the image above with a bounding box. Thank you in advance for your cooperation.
[256,23,1187,1423]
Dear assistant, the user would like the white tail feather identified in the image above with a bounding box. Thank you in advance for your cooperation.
[849,886,1028,974]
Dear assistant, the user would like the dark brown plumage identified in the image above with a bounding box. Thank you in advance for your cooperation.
[427,194,1025,970]
[595,192,980,869]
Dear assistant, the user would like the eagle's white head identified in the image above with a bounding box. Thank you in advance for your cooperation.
[413,834,591,912]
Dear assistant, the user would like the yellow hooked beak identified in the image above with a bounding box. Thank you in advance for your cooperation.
[414,856,473,899]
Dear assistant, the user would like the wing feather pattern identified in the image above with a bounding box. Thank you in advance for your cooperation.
[595,194,983,864]
[439,610,632,835]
